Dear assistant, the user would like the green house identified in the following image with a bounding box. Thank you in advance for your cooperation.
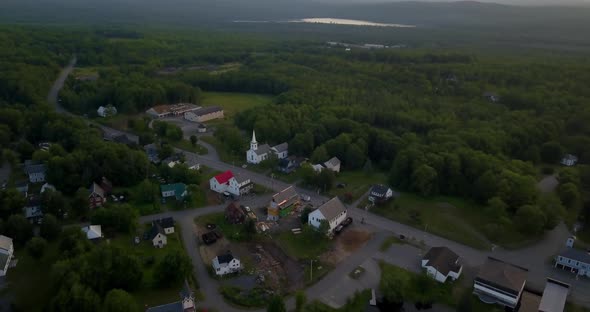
[160,183,188,200]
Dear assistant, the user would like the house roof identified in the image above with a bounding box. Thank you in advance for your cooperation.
[475,257,528,294]
[148,105,171,115]
[25,206,43,219]
[90,183,105,198]
[217,253,235,264]
[156,217,175,229]
[316,197,347,221]
[0,253,9,272]
[82,225,103,240]
[23,162,46,175]
[160,183,187,200]
[272,186,299,206]
[423,247,461,275]
[25,196,42,208]
[324,157,341,168]
[272,142,288,153]
[559,247,590,264]
[214,170,234,185]
[148,223,166,240]
[539,279,569,312]
[562,154,578,161]
[370,184,390,196]
[0,235,13,251]
[194,106,223,116]
[254,144,271,156]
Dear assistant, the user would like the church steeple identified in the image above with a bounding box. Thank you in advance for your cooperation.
[250,130,258,151]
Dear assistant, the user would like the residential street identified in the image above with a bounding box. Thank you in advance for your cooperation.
[48,59,590,310]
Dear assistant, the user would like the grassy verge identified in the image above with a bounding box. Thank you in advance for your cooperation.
[194,213,255,242]
[172,139,208,155]
[371,193,496,250]
[201,91,273,118]
[219,286,269,308]
[275,227,330,260]
[380,235,406,252]
[328,171,387,204]
[200,136,243,165]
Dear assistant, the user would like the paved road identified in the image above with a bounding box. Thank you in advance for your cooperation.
[47,56,76,112]
[47,59,589,310]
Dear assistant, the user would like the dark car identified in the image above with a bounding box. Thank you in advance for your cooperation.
[341,217,353,227]
[333,224,344,234]
[202,231,218,245]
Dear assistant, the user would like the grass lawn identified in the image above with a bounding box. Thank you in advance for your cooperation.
[172,139,208,155]
[194,213,253,242]
[109,224,189,307]
[200,136,244,165]
[275,227,331,260]
[7,242,60,312]
[201,91,273,119]
[329,171,388,204]
[371,193,493,250]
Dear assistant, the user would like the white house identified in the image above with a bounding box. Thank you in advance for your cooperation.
[561,154,578,167]
[473,257,528,310]
[311,164,324,173]
[323,157,341,173]
[271,142,289,159]
[97,105,117,117]
[421,247,462,283]
[209,170,234,194]
[246,131,271,164]
[0,235,14,277]
[209,170,252,196]
[82,225,103,240]
[368,184,394,203]
[212,253,241,276]
[228,175,253,196]
[23,161,46,183]
[308,197,348,232]
[148,223,168,248]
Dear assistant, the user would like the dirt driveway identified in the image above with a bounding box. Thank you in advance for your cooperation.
[321,226,372,266]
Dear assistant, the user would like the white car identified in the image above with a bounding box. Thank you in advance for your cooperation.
[301,194,311,202]
[244,206,252,212]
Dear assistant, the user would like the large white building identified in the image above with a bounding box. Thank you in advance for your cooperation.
[212,253,241,276]
[246,131,288,164]
[473,257,528,310]
[308,197,348,232]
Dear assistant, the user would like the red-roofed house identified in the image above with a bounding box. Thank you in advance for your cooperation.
[209,170,253,197]
[209,170,234,194]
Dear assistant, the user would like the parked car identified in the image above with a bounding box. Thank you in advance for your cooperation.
[333,224,344,234]
[202,231,218,245]
[341,217,353,227]
[336,183,347,189]
[301,194,311,202]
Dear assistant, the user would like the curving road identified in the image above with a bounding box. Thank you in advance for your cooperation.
[48,58,590,310]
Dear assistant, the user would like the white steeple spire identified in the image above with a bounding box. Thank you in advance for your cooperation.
[250,130,258,151]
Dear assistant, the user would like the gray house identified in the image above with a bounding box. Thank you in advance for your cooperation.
[23,161,46,183]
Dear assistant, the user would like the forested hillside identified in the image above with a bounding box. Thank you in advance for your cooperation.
[49,28,590,238]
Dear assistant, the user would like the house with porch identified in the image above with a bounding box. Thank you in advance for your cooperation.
[323,157,341,173]
[308,197,348,232]
[23,160,46,183]
[148,223,168,248]
[271,142,289,159]
[154,217,175,234]
[210,171,252,196]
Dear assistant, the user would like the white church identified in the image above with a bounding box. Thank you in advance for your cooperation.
[246,130,289,164]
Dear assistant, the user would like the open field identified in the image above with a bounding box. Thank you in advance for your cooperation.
[201,91,273,117]
[371,193,493,250]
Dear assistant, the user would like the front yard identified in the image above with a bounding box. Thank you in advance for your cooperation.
[328,171,388,204]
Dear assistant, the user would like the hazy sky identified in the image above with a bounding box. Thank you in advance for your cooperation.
[317,0,590,5]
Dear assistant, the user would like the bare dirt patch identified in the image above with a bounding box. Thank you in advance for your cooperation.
[321,227,372,266]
